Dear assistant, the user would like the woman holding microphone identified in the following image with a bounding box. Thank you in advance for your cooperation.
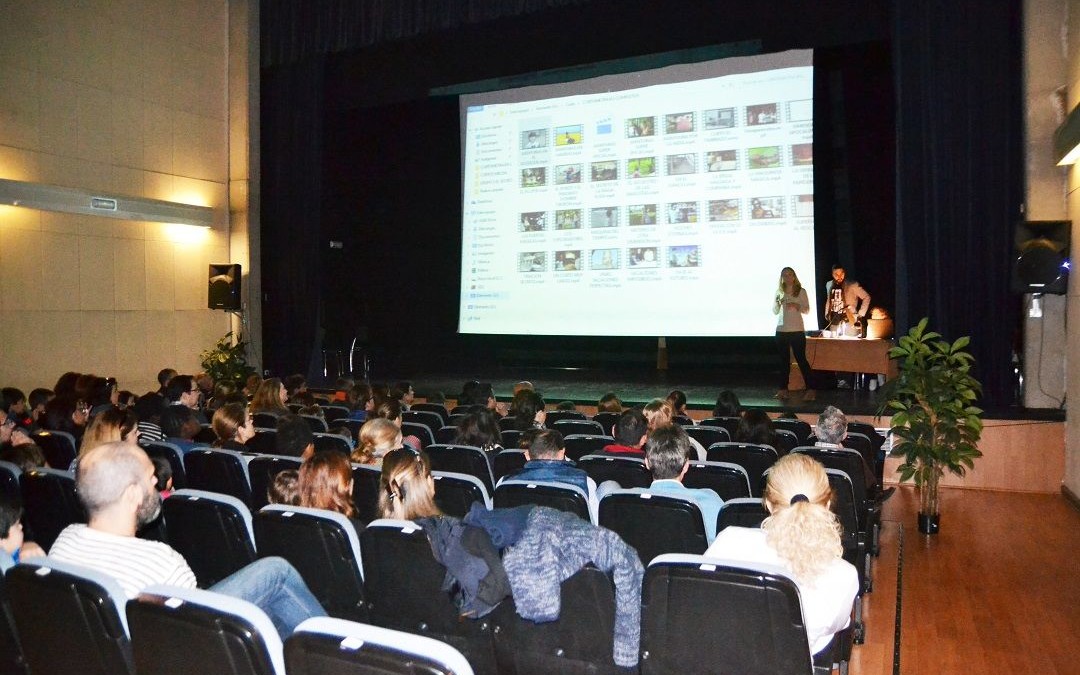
[774,267,815,400]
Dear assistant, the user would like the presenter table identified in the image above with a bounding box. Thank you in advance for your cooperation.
[788,337,897,390]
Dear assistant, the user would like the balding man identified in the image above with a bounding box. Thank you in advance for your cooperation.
[48,441,325,637]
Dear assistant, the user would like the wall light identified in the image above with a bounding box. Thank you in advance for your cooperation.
[1054,103,1080,165]
[0,178,214,227]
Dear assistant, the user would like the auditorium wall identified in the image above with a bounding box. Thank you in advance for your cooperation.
[0,0,242,394]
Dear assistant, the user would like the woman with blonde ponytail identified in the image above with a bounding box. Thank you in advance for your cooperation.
[376,448,442,521]
[705,453,858,655]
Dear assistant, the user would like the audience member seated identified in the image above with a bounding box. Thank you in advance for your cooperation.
[666,389,694,423]
[704,453,858,655]
[351,418,401,466]
[712,390,742,418]
[86,376,120,418]
[79,407,140,460]
[595,391,621,413]
[0,442,47,471]
[276,414,316,460]
[734,409,781,453]
[211,401,255,451]
[2,387,31,429]
[116,390,137,410]
[0,408,34,451]
[165,374,206,423]
[371,399,421,450]
[27,387,54,431]
[346,383,374,422]
[53,371,81,398]
[298,451,363,531]
[284,373,308,402]
[0,496,45,574]
[391,380,415,411]
[643,399,705,460]
[151,456,174,499]
[206,380,242,414]
[133,393,168,444]
[556,400,577,411]
[41,395,88,445]
[453,408,504,457]
[243,373,263,400]
[622,425,724,542]
[48,441,326,638]
[156,368,177,396]
[268,469,300,505]
[815,405,879,491]
[195,372,215,400]
[511,390,546,432]
[250,377,290,417]
[601,409,648,456]
[504,430,597,513]
[159,405,201,455]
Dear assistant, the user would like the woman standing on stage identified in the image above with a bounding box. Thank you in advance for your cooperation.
[774,267,815,400]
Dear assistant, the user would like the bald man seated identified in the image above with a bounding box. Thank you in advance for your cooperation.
[48,440,325,637]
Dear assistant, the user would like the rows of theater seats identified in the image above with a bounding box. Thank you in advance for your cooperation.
[1,404,882,674]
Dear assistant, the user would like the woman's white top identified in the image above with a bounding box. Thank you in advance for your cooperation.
[774,287,810,332]
[704,526,858,655]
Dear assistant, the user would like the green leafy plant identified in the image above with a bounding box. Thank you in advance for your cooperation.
[199,332,256,388]
[878,318,983,518]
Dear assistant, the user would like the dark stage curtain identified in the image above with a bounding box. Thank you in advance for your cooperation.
[261,58,325,377]
[893,1,1023,408]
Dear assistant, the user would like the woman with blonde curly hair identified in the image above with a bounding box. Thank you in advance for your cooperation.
[705,453,858,655]
[249,377,289,417]
[298,451,359,526]
[351,418,402,466]
[377,448,442,521]
[642,398,704,460]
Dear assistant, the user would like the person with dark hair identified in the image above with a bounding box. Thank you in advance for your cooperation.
[156,368,178,395]
[160,405,201,454]
[284,374,307,401]
[268,469,300,505]
[0,496,45,573]
[212,402,254,450]
[48,441,326,638]
[457,380,483,406]
[372,399,421,451]
[601,409,648,456]
[391,381,415,411]
[116,390,137,410]
[666,389,692,422]
[244,374,263,400]
[87,376,120,417]
[276,414,315,460]
[824,263,870,333]
[454,408,504,456]
[164,375,206,422]
[42,395,89,444]
[0,408,33,451]
[27,388,54,431]
[511,390,546,432]
[625,425,724,542]
[712,390,742,418]
[505,429,590,494]
[151,456,174,499]
[597,392,623,413]
[133,392,168,444]
[0,442,47,472]
[347,383,374,422]
[734,409,780,453]
[54,372,81,398]
[1,387,30,429]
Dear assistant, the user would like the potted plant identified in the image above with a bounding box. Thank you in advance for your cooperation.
[199,332,257,389]
[878,318,983,534]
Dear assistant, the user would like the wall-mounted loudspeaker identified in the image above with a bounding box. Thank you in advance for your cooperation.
[1011,221,1069,294]
[208,264,242,310]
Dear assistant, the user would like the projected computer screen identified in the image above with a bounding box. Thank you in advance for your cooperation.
[459,50,816,336]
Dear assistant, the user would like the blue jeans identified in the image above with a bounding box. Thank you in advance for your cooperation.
[210,557,326,637]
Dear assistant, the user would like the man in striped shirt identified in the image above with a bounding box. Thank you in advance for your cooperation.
[48,440,325,637]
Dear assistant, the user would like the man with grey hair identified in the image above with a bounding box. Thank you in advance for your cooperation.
[814,406,890,498]
[48,441,325,637]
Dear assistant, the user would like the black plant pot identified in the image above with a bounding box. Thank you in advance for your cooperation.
[917,512,940,535]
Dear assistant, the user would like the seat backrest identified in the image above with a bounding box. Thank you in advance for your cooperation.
[683,461,752,501]
[716,498,769,532]
[577,454,651,489]
[411,402,451,426]
[300,415,329,434]
[792,447,871,520]
[401,422,435,449]
[252,412,280,429]
[247,455,304,511]
[562,434,615,462]
[500,429,523,449]
[598,491,708,565]
[19,467,85,551]
[684,425,731,449]
[705,443,778,498]
[824,469,860,546]
[350,464,382,524]
[493,480,590,521]
[544,410,587,426]
[359,519,496,672]
[194,425,218,445]
[323,405,351,424]
[700,416,742,438]
[490,566,617,674]
[183,448,252,506]
[640,554,813,675]
[591,411,620,435]
[773,429,799,455]
[425,444,495,495]
[496,415,517,431]
[246,429,278,454]
[129,584,284,675]
[401,410,443,437]
[254,505,366,622]
[32,430,77,470]
[163,489,256,587]
[0,460,22,506]
[432,470,492,515]
[6,559,133,675]
[673,415,695,427]
[846,422,885,451]
[492,449,527,482]
[552,419,605,436]
[313,433,351,456]
[773,418,812,445]
[286,616,474,675]
[142,441,188,490]
[435,425,459,444]
[0,567,29,675]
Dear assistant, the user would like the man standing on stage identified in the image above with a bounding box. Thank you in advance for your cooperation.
[823,264,871,334]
